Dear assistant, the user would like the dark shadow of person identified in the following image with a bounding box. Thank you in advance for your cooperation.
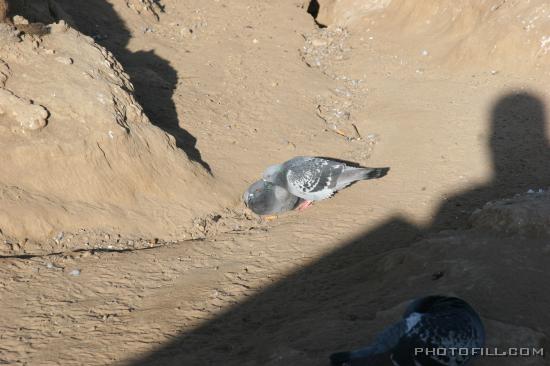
[432,92,550,230]
[127,217,423,365]
[123,91,550,365]
[25,0,212,173]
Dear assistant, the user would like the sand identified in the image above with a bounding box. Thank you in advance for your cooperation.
[0,0,548,365]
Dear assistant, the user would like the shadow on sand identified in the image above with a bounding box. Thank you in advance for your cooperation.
[121,92,549,364]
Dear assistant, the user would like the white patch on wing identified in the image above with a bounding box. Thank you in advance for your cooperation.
[405,312,423,332]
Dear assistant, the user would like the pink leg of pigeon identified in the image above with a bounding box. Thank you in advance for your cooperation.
[297,200,313,211]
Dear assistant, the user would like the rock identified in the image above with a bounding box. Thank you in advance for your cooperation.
[49,20,69,34]
[0,88,49,131]
[68,269,81,276]
[310,38,327,47]
[55,56,73,65]
[470,191,550,238]
[13,15,29,26]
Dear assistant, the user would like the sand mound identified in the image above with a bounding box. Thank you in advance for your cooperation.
[317,0,550,73]
[0,20,227,250]
[471,190,550,238]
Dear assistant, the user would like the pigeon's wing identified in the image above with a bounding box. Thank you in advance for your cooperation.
[285,157,345,198]
[390,314,439,365]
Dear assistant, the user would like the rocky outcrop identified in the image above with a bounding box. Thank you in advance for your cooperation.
[0,19,226,248]
[471,190,550,238]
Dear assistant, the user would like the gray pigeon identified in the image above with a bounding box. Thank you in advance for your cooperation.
[243,179,301,215]
[330,296,485,366]
[262,156,389,210]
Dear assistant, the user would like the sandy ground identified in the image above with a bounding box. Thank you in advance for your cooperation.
[1,0,550,365]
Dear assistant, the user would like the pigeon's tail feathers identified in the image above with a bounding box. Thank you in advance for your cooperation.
[337,167,389,188]
[330,351,352,366]
[360,167,390,180]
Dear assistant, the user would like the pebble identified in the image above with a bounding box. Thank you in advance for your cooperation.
[55,57,74,65]
[68,269,81,277]
[13,15,29,25]
[311,39,327,47]
[50,20,69,34]
[78,251,92,258]
[54,232,64,244]
[46,262,63,270]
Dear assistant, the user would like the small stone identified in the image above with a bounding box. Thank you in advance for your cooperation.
[50,20,69,34]
[46,262,63,270]
[54,232,64,243]
[13,15,29,26]
[311,39,327,47]
[68,269,81,277]
[55,57,73,65]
